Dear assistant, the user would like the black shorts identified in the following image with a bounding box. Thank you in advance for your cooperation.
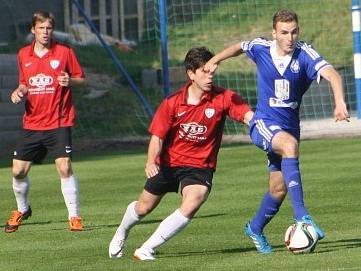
[144,166,214,195]
[13,127,73,163]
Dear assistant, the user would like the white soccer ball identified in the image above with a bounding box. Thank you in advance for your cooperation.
[284,222,319,254]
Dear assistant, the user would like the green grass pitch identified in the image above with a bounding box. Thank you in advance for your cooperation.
[0,137,360,270]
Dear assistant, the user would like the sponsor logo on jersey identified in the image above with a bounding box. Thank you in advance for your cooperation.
[179,122,207,142]
[290,59,300,73]
[25,62,32,67]
[274,79,290,100]
[269,98,298,109]
[29,73,53,88]
[180,122,207,135]
[50,60,60,69]
[205,108,215,118]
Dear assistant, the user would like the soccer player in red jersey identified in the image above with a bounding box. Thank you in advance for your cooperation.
[4,11,85,233]
[109,47,254,260]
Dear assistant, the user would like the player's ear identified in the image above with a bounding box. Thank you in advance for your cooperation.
[31,27,35,34]
[272,28,276,39]
[186,69,195,80]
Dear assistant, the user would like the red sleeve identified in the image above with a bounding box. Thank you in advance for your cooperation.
[224,89,252,122]
[18,52,26,85]
[148,99,174,139]
[66,48,85,78]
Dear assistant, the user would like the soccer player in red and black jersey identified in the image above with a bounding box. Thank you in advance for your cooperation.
[109,47,254,260]
[4,11,85,233]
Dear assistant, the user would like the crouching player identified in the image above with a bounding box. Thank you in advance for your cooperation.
[109,47,254,260]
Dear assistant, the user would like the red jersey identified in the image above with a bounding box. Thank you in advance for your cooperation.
[149,81,251,169]
[18,40,84,130]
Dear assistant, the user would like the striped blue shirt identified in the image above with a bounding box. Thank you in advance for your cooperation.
[241,37,331,129]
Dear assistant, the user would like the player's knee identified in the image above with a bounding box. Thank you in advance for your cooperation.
[12,168,28,179]
[135,201,154,216]
[180,196,208,218]
[56,159,73,178]
[280,139,299,157]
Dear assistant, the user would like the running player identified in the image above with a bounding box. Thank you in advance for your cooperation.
[4,11,85,233]
[109,47,254,260]
[205,9,349,253]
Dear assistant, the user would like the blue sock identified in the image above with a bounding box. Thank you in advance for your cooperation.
[281,158,308,220]
[250,192,281,234]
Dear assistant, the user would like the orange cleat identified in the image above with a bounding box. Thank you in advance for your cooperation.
[69,216,84,231]
[4,206,32,233]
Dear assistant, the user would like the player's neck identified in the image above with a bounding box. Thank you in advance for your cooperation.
[187,84,204,105]
[275,45,292,57]
[33,41,50,58]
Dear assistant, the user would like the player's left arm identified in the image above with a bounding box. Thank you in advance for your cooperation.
[319,66,350,122]
[226,90,254,126]
[57,71,86,87]
[58,47,86,87]
[243,111,254,126]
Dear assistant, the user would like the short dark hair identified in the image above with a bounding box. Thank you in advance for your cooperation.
[272,9,298,29]
[184,47,214,72]
[32,11,55,28]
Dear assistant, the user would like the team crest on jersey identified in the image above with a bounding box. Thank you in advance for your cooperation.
[290,59,300,73]
[50,60,60,69]
[205,108,215,118]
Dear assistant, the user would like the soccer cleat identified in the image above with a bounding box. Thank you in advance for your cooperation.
[244,222,273,254]
[69,216,84,231]
[109,231,127,258]
[133,247,156,261]
[298,215,325,240]
[4,206,32,233]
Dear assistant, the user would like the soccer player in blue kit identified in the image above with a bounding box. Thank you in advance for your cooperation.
[205,9,350,253]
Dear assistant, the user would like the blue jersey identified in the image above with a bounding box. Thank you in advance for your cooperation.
[241,38,331,130]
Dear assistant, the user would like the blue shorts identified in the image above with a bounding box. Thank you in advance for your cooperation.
[249,114,300,171]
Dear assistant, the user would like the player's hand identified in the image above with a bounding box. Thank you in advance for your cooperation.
[57,70,70,87]
[145,162,160,178]
[334,102,350,122]
[10,85,28,104]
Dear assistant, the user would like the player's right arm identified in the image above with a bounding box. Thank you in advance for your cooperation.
[145,135,163,178]
[10,84,28,104]
[205,42,244,73]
